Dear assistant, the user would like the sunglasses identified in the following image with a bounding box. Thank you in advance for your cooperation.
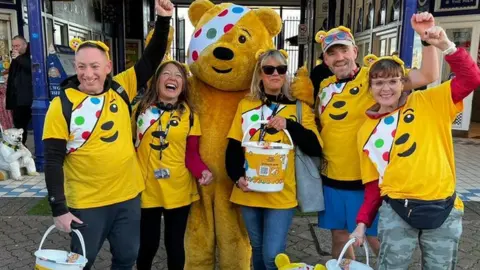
[262,65,288,75]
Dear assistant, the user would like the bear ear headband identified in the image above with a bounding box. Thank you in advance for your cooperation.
[255,49,289,61]
[75,40,111,60]
[363,54,406,76]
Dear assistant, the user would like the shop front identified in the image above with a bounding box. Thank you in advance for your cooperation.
[422,1,480,136]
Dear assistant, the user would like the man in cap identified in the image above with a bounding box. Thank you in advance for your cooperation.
[315,12,440,259]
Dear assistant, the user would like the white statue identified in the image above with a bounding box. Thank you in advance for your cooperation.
[0,127,38,180]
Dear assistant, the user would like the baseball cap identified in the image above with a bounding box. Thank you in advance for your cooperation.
[315,26,356,52]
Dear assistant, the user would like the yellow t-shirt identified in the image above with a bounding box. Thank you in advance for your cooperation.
[227,98,321,209]
[43,68,144,209]
[318,67,375,181]
[358,81,463,210]
[134,104,201,209]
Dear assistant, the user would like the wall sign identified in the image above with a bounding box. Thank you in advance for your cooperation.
[435,0,479,11]
[440,0,477,9]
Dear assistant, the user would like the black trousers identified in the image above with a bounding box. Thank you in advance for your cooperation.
[12,106,31,144]
[70,196,141,270]
[137,205,191,270]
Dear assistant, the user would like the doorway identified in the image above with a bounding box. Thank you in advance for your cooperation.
[436,16,480,137]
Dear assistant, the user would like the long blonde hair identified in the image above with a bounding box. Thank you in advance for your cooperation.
[249,49,293,101]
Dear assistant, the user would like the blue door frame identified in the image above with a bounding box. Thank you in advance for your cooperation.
[27,0,49,172]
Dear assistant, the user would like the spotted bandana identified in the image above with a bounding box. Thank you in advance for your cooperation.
[187,4,250,65]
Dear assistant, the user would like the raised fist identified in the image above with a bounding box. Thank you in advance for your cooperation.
[156,0,174,17]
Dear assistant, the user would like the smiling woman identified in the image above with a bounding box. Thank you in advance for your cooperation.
[132,60,213,270]
[351,26,480,270]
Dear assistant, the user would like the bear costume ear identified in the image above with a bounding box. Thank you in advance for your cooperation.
[188,0,215,27]
[254,8,282,37]
[363,54,379,67]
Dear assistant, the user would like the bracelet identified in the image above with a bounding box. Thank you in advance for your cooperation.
[442,42,457,56]
[421,40,431,46]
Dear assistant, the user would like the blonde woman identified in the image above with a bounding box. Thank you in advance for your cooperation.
[225,49,322,270]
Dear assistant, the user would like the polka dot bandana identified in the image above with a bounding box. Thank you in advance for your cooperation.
[66,96,105,153]
[318,82,347,114]
[187,4,250,65]
[135,105,163,148]
[363,111,400,183]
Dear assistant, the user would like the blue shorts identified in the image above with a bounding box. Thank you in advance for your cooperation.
[318,185,379,236]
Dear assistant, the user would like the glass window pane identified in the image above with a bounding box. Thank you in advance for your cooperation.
[389,37,397,55]
[380,39,386,56]
[45,18,53,48]
[0,19,10,63]
[441,28,472,83]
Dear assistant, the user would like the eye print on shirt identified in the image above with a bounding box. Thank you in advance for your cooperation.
[259,114,297,143]
[327,86,360,121]
[100,100,119,143]
[149,115,181,151]
[394,108,416,157]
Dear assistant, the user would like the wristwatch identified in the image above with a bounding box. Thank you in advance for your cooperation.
[421,40,431,46]
[442,42,457,56]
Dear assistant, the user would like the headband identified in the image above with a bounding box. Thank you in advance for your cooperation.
[363,54,406,76]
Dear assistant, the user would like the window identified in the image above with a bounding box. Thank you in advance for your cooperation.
[389,37,397,55]
[44,17,54,49]
[69,27,90,43]
[54,23,67,45]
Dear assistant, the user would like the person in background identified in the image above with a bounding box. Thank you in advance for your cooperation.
[6,35,32,144]
[313,12,440,259]
[134,60,213,270]
[226,49,322,270]
[351,25,479,270]
[42,1,173,269]
[311,53,333,101]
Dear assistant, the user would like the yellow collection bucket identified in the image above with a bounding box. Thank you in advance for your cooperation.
[242,120,294,192]
[34,225,88,270]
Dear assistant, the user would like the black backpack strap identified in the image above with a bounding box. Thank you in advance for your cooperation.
[111,80,132,116]
[189,110,194,130]
[59,90,73,132]
[296,100,302,124]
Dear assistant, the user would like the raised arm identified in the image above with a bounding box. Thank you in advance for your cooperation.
[134,0,174,86]
[445,47,480,103]
[404,12,439,90]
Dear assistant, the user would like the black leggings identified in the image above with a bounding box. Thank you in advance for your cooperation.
[136,205,191,270]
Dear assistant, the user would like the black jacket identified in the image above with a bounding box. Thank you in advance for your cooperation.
[6,44,32,109]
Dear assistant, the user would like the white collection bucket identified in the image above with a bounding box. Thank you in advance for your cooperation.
[241,120,294,192]
[325,238,373,270]
[34,225,88,270]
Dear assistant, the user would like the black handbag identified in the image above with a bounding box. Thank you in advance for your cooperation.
[383,193,456,230]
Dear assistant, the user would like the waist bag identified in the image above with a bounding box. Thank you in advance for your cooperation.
[383,193,456,230]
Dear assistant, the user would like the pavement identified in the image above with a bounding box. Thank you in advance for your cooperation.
[0,138,479,269]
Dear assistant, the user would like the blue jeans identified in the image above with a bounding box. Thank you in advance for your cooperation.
[241,206,295,270]
[70,195,141,270]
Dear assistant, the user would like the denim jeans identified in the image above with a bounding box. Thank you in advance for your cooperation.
[241,206,295,270]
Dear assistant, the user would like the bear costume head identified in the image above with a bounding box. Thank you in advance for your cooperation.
[187,0,282,91]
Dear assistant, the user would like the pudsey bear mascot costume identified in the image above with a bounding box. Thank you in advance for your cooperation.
[184,1,282,269]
